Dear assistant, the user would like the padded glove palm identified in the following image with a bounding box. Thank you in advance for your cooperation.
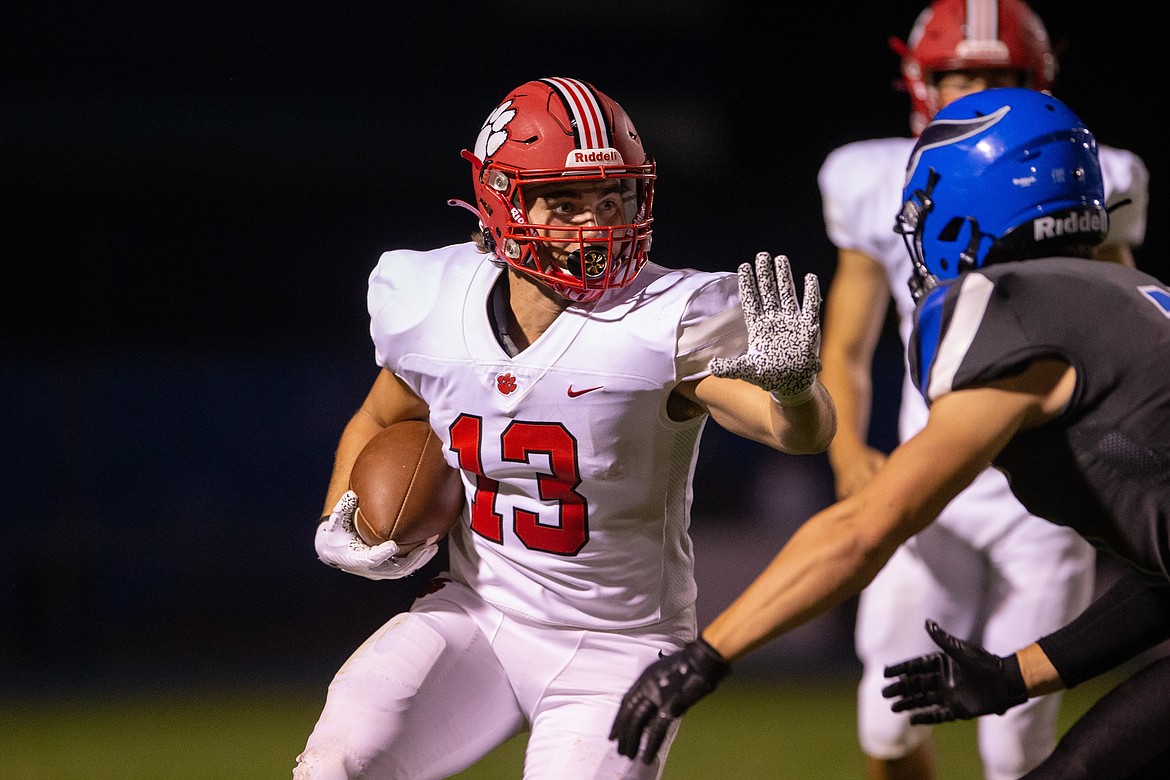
[709,252,822,406]
[609,638,730,764]
[882,620,1028,724]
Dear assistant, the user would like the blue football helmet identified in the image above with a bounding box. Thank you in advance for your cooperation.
[897,87,1107,301]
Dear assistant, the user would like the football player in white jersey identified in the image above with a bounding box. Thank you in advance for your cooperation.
[815,2,1148,778]
[293,77,836,780]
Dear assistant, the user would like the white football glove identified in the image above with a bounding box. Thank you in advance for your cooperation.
[314,490,440,580]
[709,252,822,406]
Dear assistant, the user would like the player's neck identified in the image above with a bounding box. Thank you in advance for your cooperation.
[498,271,571,352]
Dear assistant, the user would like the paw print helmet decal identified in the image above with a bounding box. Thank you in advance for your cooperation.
[459,77,655,303]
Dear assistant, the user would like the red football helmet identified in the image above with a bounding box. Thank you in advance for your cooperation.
[460,77,655,303]
[893,0,1057,135]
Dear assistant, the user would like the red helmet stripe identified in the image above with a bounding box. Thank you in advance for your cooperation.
[542,77,610,150]
[966,0,998,44]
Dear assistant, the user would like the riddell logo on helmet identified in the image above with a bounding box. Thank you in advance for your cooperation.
[565,148,624,167]
[1033,209,1106,241]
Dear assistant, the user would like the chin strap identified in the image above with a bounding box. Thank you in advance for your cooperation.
[449,196,508,271]
[451,148,488,227]
[447,197,482,220]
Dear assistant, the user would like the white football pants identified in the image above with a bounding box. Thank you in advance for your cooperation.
[856,494,1096,780]
[294,577,693,779]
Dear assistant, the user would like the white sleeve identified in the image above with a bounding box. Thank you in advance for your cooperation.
[818,138,914,260]
[367,247,451,372]
[675,272,747,382]
[1098,144,1149,250]
[367,250,414,371]
[819,144,864,251]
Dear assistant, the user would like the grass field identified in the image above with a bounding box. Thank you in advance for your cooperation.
[0,672,1124,779]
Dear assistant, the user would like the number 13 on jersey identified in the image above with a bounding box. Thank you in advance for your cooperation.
[449,414,589,555]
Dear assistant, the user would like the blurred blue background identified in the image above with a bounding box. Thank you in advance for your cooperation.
[4,0,1163,696]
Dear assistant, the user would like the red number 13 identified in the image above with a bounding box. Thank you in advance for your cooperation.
[448,415,588,555]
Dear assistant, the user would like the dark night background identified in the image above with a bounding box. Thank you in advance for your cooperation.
[3,1,1163,698]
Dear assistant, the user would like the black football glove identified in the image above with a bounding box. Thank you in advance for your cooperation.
[609,638,730,764]
[881,620,1028,724]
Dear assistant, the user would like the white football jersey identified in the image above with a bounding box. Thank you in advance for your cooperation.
[819,136,1149,544]
[368,242,747,630]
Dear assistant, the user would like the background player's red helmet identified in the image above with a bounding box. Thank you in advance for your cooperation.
[462,77,655,303]
[893,0,1057,135]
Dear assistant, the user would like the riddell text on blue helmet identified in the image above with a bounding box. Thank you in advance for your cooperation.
[1032,209,1106,241]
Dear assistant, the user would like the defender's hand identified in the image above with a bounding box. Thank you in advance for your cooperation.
[709,252,822,405]
[609,638,730,764]
[314,491,439,580]
[882,620,1028,724]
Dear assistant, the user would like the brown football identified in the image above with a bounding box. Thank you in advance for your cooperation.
[348,420,464,550]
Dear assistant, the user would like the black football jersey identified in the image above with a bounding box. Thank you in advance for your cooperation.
[910,257,1170,581]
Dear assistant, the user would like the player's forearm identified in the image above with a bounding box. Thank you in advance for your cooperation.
[1036,569,1170,688]
[818,250,887,457]
[820,360,873,459]
[823,367,870,460]
[701,499,886,662]
[321,408,385,515]
[771,380,837,454]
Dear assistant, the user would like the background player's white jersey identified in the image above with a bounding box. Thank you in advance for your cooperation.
[819,137,1148,544]
[368,242,746,630]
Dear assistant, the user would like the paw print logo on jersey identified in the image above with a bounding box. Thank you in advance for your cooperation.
[496,373,518,395]
[474,100,516,160]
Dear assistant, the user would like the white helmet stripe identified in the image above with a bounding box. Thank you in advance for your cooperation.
[966,0,999,44]
[542,76,610,150]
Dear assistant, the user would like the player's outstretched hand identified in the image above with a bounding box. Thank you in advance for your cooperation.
[882,620,1028,724]
[609,638,730,764]
[709,252,822,406]
[314,490,439,580]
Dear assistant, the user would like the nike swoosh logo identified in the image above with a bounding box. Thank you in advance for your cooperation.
[567,385,604,398]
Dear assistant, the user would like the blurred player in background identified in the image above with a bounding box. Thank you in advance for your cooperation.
[294,77,835,779]
[612,86,1170,780]
[816,1,1148,777]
